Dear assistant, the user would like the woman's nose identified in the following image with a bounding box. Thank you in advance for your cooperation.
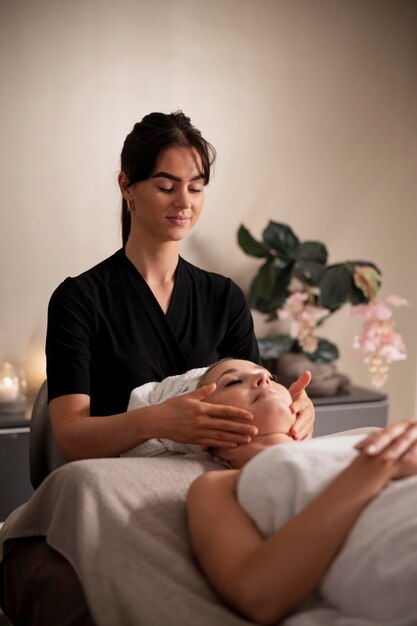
[174,187,191,210]
[253,371,270,387]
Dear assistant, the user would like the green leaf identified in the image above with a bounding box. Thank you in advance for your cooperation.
[248,261,293,314]
[248,259,276,312]
[262,222,299,260]
[258,335,295,360]
[294,241,328,264]
[318,264,353,311]
[237,225,270,258]
[350,286,370,306]
[293,260,327,286]
[347,261,382,305]
[270,265,293,308]
[300,338,339,363]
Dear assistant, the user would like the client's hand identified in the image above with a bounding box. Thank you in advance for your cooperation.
[355,419,417,479]
[288,371,314,441]
[153,384,258,449]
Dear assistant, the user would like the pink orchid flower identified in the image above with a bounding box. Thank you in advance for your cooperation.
[277,292,329,352]
[351,295,408,387]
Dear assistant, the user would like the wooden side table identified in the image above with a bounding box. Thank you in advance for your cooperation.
[312,387,388,437]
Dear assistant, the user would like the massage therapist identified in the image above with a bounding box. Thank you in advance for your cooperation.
[46,110,316,461]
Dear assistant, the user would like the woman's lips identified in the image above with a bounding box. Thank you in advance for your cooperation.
[253,389,280,403]
[166,216,190,226]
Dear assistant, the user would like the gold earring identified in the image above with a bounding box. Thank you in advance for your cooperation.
[127,199,135,212]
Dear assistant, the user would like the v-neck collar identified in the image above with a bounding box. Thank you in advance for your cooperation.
[120,249,190,371]
[121,248,182,319]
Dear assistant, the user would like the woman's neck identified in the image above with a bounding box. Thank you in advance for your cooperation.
[125,237,180,283]
[125,237,180,314]
[212,433,296,470]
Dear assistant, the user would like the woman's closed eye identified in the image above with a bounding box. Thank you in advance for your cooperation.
[223,372,277,388]
[157,185,203,194]
[224,379,242,388]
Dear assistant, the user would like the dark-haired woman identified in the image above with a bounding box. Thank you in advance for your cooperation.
[0,111,315,626]
[46,111,315,460]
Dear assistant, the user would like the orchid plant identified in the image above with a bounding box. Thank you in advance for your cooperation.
[238,221,407,387]
[350,296,407,387]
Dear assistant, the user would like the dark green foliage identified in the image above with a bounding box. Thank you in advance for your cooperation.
[257,335,295,360]
[238,221,382,363]
[299,338,340,363]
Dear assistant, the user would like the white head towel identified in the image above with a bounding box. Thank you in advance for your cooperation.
[123,367,209,458]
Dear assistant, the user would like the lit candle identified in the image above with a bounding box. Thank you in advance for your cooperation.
[0,363,20,402]
[0,375,19,401]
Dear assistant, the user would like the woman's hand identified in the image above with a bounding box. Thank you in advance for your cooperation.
[355,419,417,479]
[288,371,314,441]
[153,384,258,449]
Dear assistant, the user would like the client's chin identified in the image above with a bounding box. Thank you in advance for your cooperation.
[211,432,296,469]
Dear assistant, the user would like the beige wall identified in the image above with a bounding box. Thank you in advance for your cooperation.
[1,0,416,422]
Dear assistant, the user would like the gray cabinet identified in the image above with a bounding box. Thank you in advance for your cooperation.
[313,387,388,437]
[0,417,34,521]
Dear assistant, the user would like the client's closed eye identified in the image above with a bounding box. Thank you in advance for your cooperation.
[224,379,242,387]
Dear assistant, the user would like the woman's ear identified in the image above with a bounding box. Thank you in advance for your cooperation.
[118,171,131,199]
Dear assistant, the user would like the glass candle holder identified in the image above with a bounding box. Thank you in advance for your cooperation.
[0,362,27,414]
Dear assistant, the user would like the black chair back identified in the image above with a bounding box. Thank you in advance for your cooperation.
[29,380,66,489]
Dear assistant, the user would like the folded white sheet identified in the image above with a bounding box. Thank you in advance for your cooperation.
[123,367,208,458]
[238,435,417,626]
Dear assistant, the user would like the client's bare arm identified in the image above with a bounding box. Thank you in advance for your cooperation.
[187,443,409,625]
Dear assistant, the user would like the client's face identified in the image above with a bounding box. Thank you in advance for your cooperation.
[202,359,295,438]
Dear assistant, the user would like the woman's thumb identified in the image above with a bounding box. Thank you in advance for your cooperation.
[289,370,312,398]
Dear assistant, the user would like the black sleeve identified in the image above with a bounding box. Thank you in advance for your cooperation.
[45,279,93,402]
[218,280,261,364]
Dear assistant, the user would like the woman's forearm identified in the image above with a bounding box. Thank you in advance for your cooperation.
[50,389,257,461]
[188,454,396,625]
[50,395,162,460]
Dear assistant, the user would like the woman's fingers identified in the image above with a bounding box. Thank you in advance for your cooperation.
[183,426,255,448]
[381,422,417,461]
[288,371,315,440]
[188,386,255,422]
[289,395,315,440]
[355,420,417,461]
[165,390,258,446]
[291,419,311,441]
[355,421,409,454]
[178,409,258,446]
[291,420,313,441]
[203,415,258,440]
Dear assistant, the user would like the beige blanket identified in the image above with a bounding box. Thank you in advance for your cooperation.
[1,454,258,626]
[0,429,379,626]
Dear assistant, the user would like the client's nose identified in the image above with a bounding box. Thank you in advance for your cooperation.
[254,371,270,387]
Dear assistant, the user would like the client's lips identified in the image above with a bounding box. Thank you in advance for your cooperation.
[253,389,280,403]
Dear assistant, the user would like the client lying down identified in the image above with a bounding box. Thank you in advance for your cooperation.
[186,359,417,626]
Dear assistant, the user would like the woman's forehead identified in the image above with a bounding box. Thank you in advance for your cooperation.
[154,145,203,176]
[207,359,268,381]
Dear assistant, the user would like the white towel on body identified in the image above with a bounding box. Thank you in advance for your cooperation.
[237,435,417,626]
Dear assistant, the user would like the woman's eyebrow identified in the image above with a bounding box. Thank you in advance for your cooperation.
[216,367,269,382]
[151,172,205,182]
[216,368,239,382]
